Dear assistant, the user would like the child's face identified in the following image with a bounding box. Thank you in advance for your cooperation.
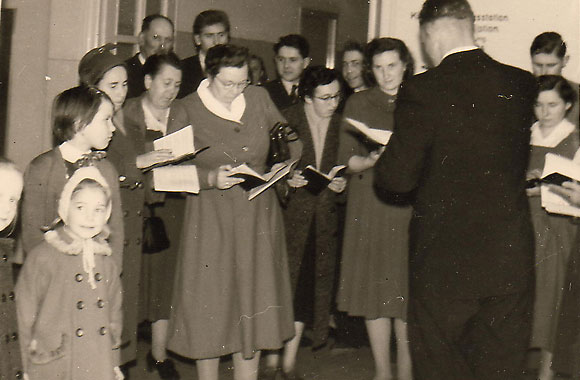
[79,100,115,150]
[0,168,23,231]
[67,187,109,239]
[534,89,571,130]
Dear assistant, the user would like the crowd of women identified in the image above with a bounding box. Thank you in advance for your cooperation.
[0,15,580,380]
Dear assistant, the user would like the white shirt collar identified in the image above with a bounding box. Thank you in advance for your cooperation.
[199,51,207,72]
[197,78,246,123]
[281,79,299,95]
[59,141,91,163]
[442,45,479,61]
[531,118,576,148]
[138,53,147,65]
[141,98,169,135]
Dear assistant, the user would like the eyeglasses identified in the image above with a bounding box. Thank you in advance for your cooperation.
[314,92,342,102]
[214,75,251,90]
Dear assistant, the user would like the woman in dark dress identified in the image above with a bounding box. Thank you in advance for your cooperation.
[120,53,183,380]
[526,75,578,380]
[336,38,414,380]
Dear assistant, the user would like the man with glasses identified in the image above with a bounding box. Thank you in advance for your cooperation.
[178,9,230,99]
[264,34,311,111]
[125,14,175,99]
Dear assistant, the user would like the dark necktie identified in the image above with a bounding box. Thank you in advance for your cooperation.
[290,84,299,103]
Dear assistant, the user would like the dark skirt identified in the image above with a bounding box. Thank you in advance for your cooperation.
[140,194,185,321]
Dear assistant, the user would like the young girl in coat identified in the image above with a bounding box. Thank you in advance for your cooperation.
[0,159,24,379]
[21,85,123,269]
[16,166,123,380]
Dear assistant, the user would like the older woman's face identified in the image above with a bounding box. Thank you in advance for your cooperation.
[372,50,406,96]
[97,65,128,111]
[208,64,250,105]
[145,64,182,109]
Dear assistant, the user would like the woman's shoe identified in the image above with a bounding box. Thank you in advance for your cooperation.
[146,351,180,380]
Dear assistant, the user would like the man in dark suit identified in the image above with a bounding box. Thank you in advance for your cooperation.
[264,34,311,111]
[374,0,537,379]
[125,14,174,99]
[177,10,230,99]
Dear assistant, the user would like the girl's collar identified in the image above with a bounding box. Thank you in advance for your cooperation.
[197,78,246,123]
[45,228,111,257]
[59,141,91,163]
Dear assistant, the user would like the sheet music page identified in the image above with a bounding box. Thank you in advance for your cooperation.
[153,165,200,194]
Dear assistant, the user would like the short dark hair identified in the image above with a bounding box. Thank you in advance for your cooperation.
[141,14,174,33]
[343,40,364,56]
[205,44,249,78]
[193,10,230,35]
[52,86,112,143]
[365,38,415,84]
[273,34,309,58]
[419,0,475,25]
[299,66,342,99]
[143,52,182,78]
[530,32,567,58]
[536,75,577,107]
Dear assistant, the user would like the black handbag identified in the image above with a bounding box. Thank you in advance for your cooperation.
[267,122,298,167]
[142,206,170,254]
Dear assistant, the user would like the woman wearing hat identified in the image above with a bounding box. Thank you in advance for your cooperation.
[78,44,174,377]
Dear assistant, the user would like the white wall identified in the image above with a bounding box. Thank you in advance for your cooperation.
[371,0,580,81]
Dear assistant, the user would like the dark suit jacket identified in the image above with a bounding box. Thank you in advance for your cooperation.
[264,79,299,111]
[374,49,537,298]
[125,53,145,100]
[177,55,204,99]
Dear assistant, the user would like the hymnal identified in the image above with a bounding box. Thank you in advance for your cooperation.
[301,164,347,194]
[345,117,393,146]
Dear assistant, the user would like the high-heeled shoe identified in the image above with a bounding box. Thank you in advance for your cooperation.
[146,351,180,380]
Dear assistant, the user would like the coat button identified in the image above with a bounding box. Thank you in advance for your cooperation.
[99,327,107,335]
[76,328,84,337]
[137,182,144,189]
[8,292,14,301]
[2,254,7,262]
[77,301,85,310]
[11,332,17,341]
[242,146,249,152]
[75,274,83,282]
[136,238,141,245]
[234,127,241,133]
[97,299,105,308]
[123,240,129,246]
[16,371,23,379]
[95,273,102,282]
[136,210,142,216]
[123,210,129,217]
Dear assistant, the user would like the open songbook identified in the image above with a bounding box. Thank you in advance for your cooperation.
[153,165,200,194]
[301,164,347,194]
[228,159,298,200]
[540,153,580,217]
[345,117,393,146]
[143,125,208,172]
